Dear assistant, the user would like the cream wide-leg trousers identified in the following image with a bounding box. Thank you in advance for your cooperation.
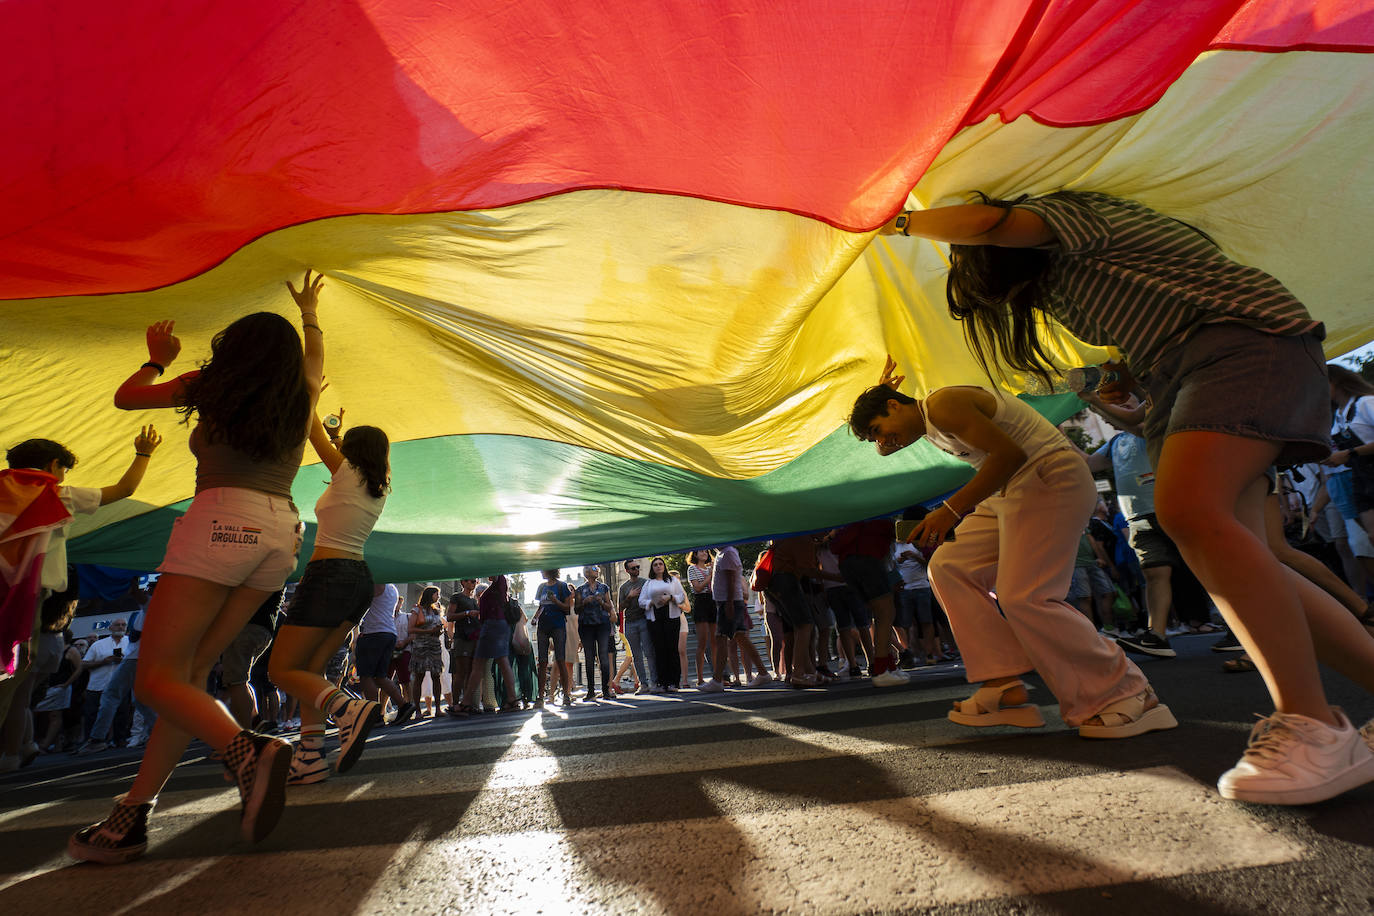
[928,449,1149,726]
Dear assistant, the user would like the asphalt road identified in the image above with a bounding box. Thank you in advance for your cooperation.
[2,633,1372,915]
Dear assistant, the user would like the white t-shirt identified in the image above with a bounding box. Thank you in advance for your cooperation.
[891,543,930,589]
[361,583,400,636]
[82,635,129,693]
[710,547,744,602]
[312,463,386,554]
[41,485,102,592]
[1331,397,1374,478]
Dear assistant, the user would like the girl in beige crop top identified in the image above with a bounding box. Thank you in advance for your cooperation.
[76,271,325,860]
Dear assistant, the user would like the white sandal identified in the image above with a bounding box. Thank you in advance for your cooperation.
[948,680,1046,729]
[1078,688,1178,739]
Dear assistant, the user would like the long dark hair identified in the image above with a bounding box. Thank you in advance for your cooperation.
[178,312,311,461]
[648,556,670,582]
[418,586,440,610]
[1329,363,1374,402]
[945,193,1059,385]
[340,426,390,499]
[947,190,1220,385]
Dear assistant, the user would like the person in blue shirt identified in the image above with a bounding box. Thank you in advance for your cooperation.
[574,566,615,701]
[532,570,573,707]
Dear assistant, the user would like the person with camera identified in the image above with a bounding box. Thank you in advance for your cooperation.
[76,618,130,750]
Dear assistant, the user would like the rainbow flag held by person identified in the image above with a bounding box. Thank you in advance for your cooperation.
[0,471,71,673]
[2,2,1371,580]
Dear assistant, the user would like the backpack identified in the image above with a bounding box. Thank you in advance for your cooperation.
[749,549,774,592]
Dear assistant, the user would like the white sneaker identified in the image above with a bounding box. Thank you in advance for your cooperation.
[872,669,909,688]
[287,746,329,786]
[333,698,381,775]
[746,674,774,688]
[698,679,725,693]
[1218,709,1374,805]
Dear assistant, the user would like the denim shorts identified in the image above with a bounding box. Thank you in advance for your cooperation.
[894,587,932,628]
[280,558,374,628]
[1325,470,1360,520]
[825,585,871,629]
[158,487,300,591]
[1067,566,1114,602]
[839,553,891,603]
[716,599,750,639]
[475,619,511,659]
[1142,324,1330,468]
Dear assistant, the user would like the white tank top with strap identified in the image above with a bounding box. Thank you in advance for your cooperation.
[922,387,1070,472]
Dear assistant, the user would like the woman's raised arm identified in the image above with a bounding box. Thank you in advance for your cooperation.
[881,203,1054,248]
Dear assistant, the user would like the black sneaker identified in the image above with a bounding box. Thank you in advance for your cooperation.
[227,732,293,843]
[849,666,864,679]
[69,796,154,864]
[1116,630,1177,659]
[898,650,917,670]
[392,701,416,726]
[1210,631,1244,653]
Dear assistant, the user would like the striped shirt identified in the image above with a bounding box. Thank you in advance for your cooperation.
[686,562,711,593]
[1014,191,1323,376]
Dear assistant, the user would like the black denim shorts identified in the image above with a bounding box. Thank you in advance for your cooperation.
[280,558,374,628]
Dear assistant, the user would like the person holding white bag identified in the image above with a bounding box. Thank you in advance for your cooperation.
[638,558,687,693]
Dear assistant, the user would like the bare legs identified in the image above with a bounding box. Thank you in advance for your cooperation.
[1155,432,1348,725]
[267,621,354,741]
[127,575,273,801]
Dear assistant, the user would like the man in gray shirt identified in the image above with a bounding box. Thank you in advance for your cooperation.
[618,561,656,693]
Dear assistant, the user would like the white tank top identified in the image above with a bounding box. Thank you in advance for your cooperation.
[922,387,1070,471]
[312,463,386,554]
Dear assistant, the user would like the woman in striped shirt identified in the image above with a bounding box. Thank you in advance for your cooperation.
[686,549,715,685]
[884,191,1374,806]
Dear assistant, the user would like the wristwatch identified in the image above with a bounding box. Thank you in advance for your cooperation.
[894,212,912,235]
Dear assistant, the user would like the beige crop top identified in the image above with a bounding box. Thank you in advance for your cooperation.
[190,424,305,499]
[312,463,386,554]
[922,387,1070,472]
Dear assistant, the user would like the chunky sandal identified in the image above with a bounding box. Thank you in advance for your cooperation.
[948,680,1045,728]
[1078,687,1178,739]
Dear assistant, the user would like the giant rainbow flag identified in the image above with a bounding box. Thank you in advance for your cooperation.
[2,1,1372,581]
